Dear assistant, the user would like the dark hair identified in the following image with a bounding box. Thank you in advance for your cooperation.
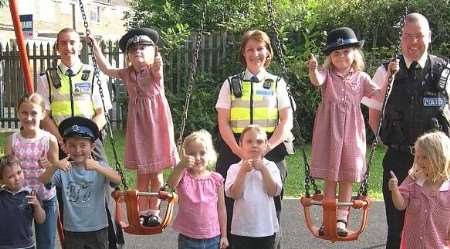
[0,154,20,179]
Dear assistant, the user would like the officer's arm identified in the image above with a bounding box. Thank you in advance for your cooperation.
[92,107,107,131]
[268,107,292,151]
[41,113,63,144]
[217,108,244,159]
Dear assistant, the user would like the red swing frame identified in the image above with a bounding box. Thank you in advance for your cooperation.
[112,190,178,235]
[300,194,371,242]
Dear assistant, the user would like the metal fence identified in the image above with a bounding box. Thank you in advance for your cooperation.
[0,32,239,130]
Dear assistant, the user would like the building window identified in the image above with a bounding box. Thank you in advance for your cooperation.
[95,0,111,4]
[90,6,100,23]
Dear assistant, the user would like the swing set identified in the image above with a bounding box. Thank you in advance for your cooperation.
[7,0,408,244]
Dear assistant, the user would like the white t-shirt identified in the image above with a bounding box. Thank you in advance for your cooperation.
[215,69,291,110]
[37,61,112,112]
[225,158,282,237]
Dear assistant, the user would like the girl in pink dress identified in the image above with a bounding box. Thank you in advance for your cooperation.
[389,131,450,249]
[307,27,379,236]
[88,28,179,226]
[5,93,60,249]
[167,130,229,249]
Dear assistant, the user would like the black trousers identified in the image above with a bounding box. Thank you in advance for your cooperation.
[231,234,275,249]
[216,135,287,249]
[382,148,414,249]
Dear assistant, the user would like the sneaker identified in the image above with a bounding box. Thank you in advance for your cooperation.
[142,214,161,227]
[336,219,348,237]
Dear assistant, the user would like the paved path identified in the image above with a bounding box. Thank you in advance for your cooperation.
[118,199,387,249]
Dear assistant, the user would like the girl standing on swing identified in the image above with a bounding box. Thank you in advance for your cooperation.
[307,27,380,236]
[87,28,179,227]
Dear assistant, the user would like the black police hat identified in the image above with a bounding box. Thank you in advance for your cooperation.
[118,28,159,52]
[323,27,364,55]
[58,117,100,142]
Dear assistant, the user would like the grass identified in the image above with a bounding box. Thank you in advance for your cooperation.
[0,130,387,200]
[102,131,386,200]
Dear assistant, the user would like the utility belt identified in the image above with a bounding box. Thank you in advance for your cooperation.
[388,144,414,153]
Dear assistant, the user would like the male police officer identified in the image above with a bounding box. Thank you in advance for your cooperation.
[365,13,450,249]
[36,27,120,249]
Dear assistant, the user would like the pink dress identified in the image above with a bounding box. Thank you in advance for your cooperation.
[11,130,56,201]
[173,170,224,239]
[118,66,179,174]
[399,177,450,249]
[310,69,379,182]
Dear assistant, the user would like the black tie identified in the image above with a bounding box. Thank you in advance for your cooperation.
[66,68,74,77]
[250,76,259,82]
[410,61,418,71]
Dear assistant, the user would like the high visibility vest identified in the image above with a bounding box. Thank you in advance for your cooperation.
[230,78,279,133]
[46,65,95,125]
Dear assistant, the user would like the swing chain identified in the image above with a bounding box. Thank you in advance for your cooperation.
[176,2,207,151]
[78,0,128,190]
[266,0,320,197]
[358,0,409,197]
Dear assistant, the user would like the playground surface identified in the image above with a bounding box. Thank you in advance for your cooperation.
[114,198,388,249]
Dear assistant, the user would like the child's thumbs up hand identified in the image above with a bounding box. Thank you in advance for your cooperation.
[308,54,318,72]
[180,150,194,169]
[38,157,50,169]
[388,170,399,191]
[55,155,72,171]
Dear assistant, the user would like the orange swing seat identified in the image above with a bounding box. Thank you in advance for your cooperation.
[300,194,371,242]
[112,190,178,235]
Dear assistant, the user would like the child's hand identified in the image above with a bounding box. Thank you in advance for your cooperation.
[220,236,229,249]
[151,52,162,73]
[252,159,265,171]
[55,156,71,171]
[388,58,400,76]
[308,54,318,72]
[84,31,98,48]
[240,159,254,173]
[26,191,40,207]
[84,157,99,171]
[180,153,195,169]
[388,171,399,191]
[38,157,50,169]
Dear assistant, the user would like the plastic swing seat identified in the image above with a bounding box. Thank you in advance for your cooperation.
[112,190,178,235]
[300,194,371,242]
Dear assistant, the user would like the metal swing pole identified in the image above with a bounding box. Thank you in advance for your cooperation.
[8,0,33,94]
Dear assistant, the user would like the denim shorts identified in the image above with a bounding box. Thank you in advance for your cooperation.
[178,233,220,249]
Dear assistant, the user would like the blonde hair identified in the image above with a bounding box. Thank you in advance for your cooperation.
[239,124,268,144]
[323,47,365,72]
[239,30,273,68]
[17,93,46,113]
[182,129,217,167]
[125,45,159,68]
[410,131,450,183]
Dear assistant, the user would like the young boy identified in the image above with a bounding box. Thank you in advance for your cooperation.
[39,116,121,249]
[0,154,46,249]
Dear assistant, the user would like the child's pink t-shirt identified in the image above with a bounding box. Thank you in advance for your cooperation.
[173,170,224,239]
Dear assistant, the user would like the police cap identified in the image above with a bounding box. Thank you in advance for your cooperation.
[58,117,100,142]
[118,28,159,52]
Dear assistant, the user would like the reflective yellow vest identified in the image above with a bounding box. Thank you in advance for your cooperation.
[46,65,95,125]
[230,78,279,133]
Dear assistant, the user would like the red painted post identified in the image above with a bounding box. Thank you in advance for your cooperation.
[8,0,34,94]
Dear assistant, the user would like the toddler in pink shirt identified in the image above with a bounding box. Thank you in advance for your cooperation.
[167,130,229,249]
[389,131,450,249]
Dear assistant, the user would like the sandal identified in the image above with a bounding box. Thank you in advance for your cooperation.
[142,214,161,227]
[336,219,348,237]
[318,224,325,236]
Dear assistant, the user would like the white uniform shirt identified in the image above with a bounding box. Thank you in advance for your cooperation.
[225,158,282,237]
